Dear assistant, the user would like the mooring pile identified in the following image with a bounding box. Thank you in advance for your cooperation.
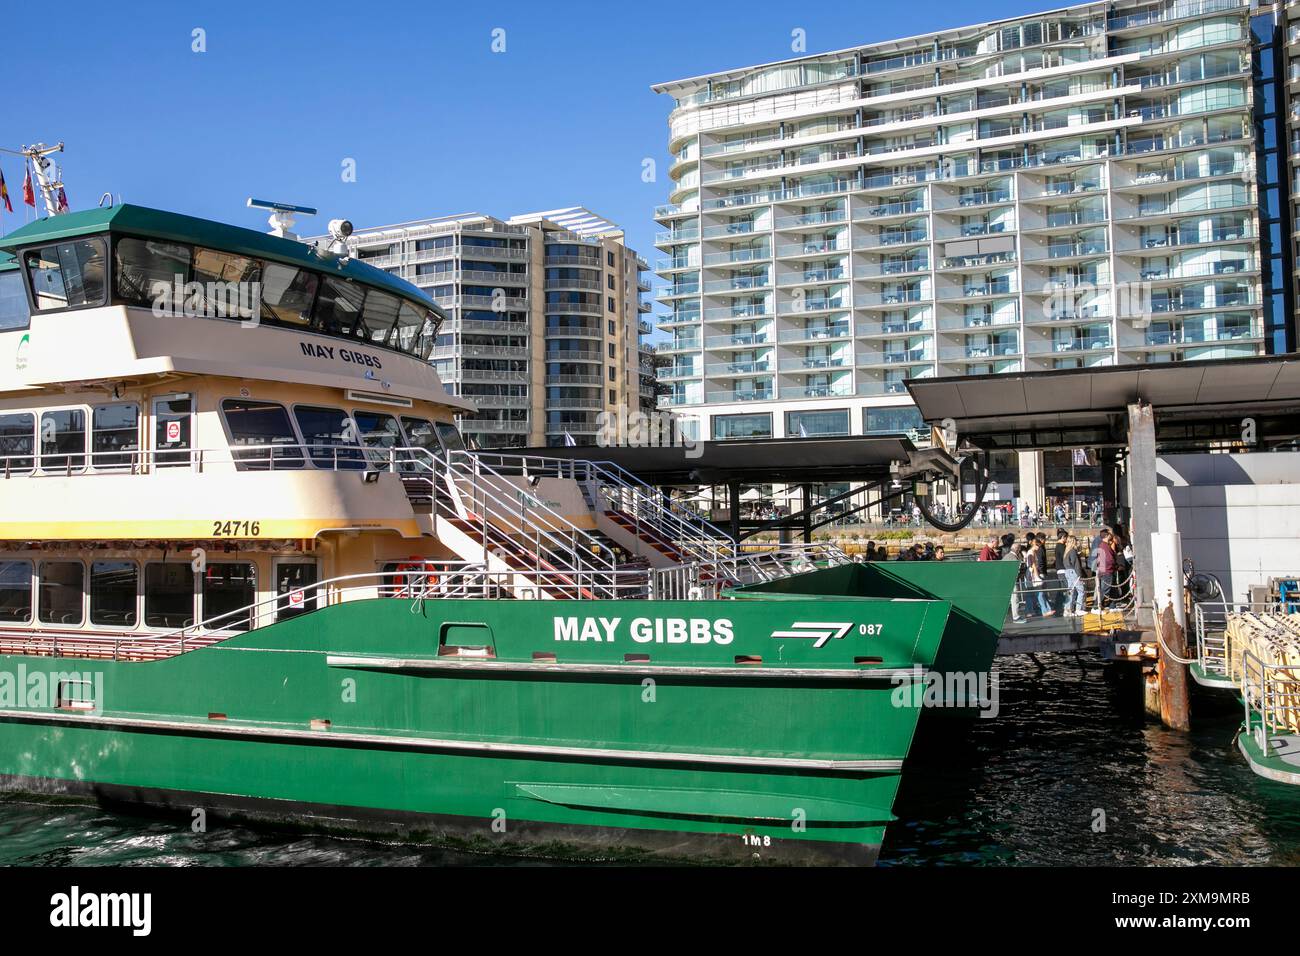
[1226,611,1300,732]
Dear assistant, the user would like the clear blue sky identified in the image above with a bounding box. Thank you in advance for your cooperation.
[2,0,1055,322]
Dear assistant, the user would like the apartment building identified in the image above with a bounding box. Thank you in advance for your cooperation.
[339,208,655,448]
[652,0,1295,505]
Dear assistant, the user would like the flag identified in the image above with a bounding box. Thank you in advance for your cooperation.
[798,423,809,438]
[563,431,576,447]
[0,169,11,213]
[21,166,34,208]
[56,187,68,212]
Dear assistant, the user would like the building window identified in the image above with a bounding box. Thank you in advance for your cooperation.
[39,561,84,626]
[90,561,137,627]
[608,320,615,335]
[864,406,925,435]
[712,413,772,440]
[144,563,193,629]
[0,560,33,624]
[786,408,849,437]
[607,343,616,358]
[607,275,615,290]
[609,389,617,404]
[607,251,615,267]
[607,296,615,312]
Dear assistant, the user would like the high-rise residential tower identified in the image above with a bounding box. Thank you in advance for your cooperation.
[337,208,654,448]
[651,0,1293,462]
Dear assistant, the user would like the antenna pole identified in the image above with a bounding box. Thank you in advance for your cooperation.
[20,142,65,216]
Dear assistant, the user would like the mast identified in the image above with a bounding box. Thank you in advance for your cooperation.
[20,142,66,216]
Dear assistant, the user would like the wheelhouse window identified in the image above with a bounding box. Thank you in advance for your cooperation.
[356,290,400,346]
[261,263,319,328]
[190,248,260,319]
[0,269,31,330]
[23,238,107,311]
[40,409,86,471]
[313,276,366,337]
[114,237,191,309]
[0,412,35,473]
[221,399,304,470]
[202,562,255,631]
[144,563,193,629]
[92,402,140,469]
[293,405,364,469]
[39,561,84,626]
[395,302,436,358]
[0,560,32,624]
[90,561,137,627]
[110,233,438,359]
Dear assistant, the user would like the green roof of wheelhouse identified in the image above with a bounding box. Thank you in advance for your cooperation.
[0,204,437,309]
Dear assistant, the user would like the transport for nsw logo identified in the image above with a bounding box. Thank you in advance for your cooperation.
[769,621,853,648]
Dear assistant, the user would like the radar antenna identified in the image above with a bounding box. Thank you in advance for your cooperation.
[246,198,317,240]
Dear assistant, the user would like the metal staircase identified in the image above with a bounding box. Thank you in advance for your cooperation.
[390,447,738,600]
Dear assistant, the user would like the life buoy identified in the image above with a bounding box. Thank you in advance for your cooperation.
[394,557,436,594]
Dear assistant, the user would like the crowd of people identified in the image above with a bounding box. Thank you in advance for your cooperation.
[975,525,1133,623]
[860,541,946,562]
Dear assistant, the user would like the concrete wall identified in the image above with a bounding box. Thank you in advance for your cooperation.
[1156,452,1300,603]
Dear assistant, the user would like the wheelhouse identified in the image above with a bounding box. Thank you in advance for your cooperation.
[0,204,444,361]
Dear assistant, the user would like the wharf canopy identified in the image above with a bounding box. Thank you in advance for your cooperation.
[0,205,443,360]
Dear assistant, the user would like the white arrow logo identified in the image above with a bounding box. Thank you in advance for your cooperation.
[770,622,853,648]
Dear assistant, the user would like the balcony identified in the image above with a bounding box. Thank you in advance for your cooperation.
[702,275,771,294]
[1024,336,1113,355]
[1139,323,1262,346]
[778,324,851,343]
[856,289,926,307]
[705,360,772,377]
[776,297,848,315]
[779,356,851,372]
[939,251,1016,270]
[705,331,770,348]
[706,388,773,403]
[782,384,854,399]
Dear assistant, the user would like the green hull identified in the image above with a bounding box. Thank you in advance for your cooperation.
[0,591,984,864]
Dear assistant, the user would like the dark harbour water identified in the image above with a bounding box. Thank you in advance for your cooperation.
[0,652,1297,867]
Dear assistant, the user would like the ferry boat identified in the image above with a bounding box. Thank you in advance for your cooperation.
[0,173,1018,863]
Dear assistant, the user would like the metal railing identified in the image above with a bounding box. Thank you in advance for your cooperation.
[1241,650,1300,757]
[461,451,734,564]
[441,450,621,597]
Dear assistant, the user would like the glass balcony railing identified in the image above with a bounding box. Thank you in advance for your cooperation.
[706,388,774,403]
[778,325,851,343]
[782,383,854,399]
[1142,322,1261,346]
